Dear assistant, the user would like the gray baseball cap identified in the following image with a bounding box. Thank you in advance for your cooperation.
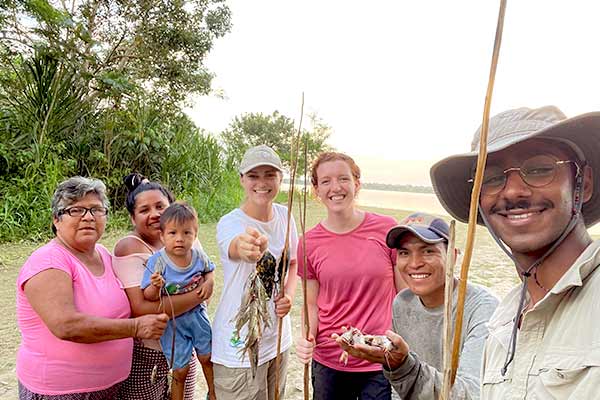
[430,106,600,227]
[239,145,284,174]
[386,212,450,248]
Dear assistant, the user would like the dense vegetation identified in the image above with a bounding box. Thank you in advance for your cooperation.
[0,1,331,242]
[0,52,245,242]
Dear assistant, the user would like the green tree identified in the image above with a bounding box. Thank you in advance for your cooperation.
[0,52,241,241]
[0,54,86,240]
[0,0,231,105]
[0,0,238,242]
[221,111,294,165]
[221,111,333,173]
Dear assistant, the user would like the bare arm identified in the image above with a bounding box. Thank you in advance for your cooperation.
[24,269,167,343]
[125,286,205,318]
[297,279,320,364]
[197,271,214,302]
[115,236,205,317]
[143,283,160,301]
[113,236,152,257]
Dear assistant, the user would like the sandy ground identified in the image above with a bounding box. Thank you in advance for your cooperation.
[0,203,529,399]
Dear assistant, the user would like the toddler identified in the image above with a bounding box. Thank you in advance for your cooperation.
[142,202,216,400]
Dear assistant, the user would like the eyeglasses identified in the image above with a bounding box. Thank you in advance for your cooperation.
[468,156,579,196]
[60,206,109,218]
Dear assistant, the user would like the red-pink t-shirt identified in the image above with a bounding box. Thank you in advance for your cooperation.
[297,212,397,372]
[16,240,133,395]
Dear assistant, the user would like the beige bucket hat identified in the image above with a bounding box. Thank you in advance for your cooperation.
[430,105,600,227]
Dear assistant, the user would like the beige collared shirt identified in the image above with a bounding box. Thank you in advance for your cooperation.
[481,240,600,399]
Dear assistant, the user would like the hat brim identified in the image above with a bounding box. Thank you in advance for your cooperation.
[430,112,600,227]
[239,162,284,175]
[386,225,446,248]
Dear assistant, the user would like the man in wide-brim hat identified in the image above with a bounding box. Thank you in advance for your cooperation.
[430,105,600,398]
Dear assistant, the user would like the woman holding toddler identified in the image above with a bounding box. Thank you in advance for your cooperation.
[113,174,215,399]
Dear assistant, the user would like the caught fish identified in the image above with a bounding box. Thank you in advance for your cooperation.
[150,364,158,384]
[232,269,271,378]
[274,250,289,294]
[255,251,277,299]
[338,326,396,366]
[166,368,173,395]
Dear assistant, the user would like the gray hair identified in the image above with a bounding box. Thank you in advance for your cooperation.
[51,176,109,219]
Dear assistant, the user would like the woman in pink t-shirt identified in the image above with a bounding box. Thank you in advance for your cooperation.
[296,152,405,400]
[112,173,208,400]
[16,176,168,399]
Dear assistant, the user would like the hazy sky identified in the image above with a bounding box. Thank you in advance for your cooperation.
[187,1,600,185]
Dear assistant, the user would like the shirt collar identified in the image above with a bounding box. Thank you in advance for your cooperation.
[549,240,600,294]
[488,240,600,331]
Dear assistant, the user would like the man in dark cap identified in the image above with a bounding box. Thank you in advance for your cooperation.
[336,212,498,399]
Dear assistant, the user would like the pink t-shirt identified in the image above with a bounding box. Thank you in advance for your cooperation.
[16,240,133,395]
[297,212,397,372]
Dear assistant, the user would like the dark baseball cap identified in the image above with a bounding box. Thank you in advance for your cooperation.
[386,212,450,248]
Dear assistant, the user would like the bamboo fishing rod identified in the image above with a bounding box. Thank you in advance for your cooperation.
[274,93,305,400]
[299,131,310,400]
[448,0,507,387]
[441,221,456,400]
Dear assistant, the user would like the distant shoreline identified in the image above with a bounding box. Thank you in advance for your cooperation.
[360,182,433,194]
[283,178,433,194]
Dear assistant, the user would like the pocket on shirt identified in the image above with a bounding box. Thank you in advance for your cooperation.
[536,352,600,397]
[481,369,509,386]
[481,370,510,400]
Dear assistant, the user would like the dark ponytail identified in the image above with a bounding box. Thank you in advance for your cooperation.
[124,173,175,215]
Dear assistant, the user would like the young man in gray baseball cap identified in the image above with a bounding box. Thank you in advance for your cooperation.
[431,106,600,398]
[336,212,498,400]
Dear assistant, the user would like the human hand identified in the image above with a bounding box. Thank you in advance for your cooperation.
[333,328,409,370]
[274,293,292,318]
[236,227,268,263]
[150,272,164,288]
[133,313,169,339]
[197,275,214,301]
[296,334,316,364]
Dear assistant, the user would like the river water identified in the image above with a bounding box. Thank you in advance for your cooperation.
[355,189,599,298]
[357,189,600,235]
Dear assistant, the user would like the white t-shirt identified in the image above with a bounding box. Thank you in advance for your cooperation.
[212,203,298,368]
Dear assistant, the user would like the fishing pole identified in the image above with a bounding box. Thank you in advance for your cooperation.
[441,221,456,400]
[299,128,310,400]
[274,93,305,400]
[448,0,508,387]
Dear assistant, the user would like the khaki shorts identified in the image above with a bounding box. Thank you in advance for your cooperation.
[213,350,290,400]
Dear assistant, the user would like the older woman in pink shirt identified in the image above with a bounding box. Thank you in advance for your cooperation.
[16,176,167,399]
